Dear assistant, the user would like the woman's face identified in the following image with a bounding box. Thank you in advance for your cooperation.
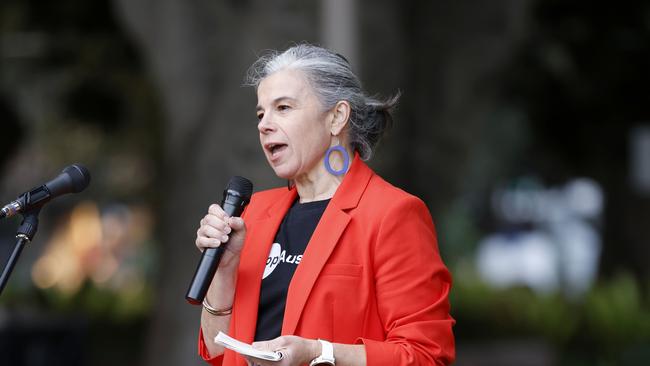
[256,69,332,180]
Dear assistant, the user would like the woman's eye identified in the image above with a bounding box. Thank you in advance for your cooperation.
[257,113,264,121]
[277,105,290,111]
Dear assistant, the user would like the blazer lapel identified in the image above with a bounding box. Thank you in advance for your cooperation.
[282,154,374,335]
[233,188,297,342]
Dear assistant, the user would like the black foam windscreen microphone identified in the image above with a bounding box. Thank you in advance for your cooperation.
[0,164,91,219]
[186,176,253,305]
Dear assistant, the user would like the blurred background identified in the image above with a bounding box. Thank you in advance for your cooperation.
[0,0,649,365]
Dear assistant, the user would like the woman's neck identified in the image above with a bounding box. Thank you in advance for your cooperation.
[293,144,352,203]
[295,147,355,202]
[294,166,343,203]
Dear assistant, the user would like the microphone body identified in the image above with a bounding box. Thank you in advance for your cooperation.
[0,164,91,219]
[186,176,253,305]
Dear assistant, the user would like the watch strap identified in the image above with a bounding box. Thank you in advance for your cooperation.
[309,339,335,366]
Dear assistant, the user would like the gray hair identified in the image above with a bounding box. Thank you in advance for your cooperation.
[245,44,399,161]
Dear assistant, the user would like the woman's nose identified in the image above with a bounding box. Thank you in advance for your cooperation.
[257,114,275,134]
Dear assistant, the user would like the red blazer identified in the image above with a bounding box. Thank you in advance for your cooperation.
[199,155,455,365]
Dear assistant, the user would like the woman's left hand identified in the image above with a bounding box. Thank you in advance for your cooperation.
[245,335,319,366]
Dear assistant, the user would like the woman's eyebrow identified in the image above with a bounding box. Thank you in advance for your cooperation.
[256,96,297,112]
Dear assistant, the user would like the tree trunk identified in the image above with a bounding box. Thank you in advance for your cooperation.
[113,1,318,364]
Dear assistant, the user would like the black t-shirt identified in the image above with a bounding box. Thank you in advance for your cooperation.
[253,198,330,341]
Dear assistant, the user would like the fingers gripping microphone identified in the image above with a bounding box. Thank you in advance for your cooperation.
[0,164,91,219]
[186,176,253,305]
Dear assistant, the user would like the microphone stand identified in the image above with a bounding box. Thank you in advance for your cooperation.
[0,208,41,296]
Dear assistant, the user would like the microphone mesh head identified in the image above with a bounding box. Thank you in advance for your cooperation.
[227,176,253,199]
[63,164,91,193]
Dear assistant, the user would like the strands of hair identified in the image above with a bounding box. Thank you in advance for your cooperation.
[246,43,399,161]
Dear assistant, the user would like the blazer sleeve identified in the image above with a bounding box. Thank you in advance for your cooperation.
[356,195,455,365]
[198,328,223,365]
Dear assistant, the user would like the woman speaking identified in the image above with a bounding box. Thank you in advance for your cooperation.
[195,44,455,366]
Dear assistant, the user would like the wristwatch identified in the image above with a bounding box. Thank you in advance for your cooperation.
[309,339,335,366]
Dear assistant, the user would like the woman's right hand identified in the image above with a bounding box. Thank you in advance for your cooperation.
[195,203,247,270]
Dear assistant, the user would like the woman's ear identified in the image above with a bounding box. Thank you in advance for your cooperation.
[330,100,351,136]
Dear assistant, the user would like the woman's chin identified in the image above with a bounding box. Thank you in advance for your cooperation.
[271,166,295,181]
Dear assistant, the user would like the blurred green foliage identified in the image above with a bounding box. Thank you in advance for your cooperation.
[452,268,650,364]
[583,273,650,350]
[2,280,152,322]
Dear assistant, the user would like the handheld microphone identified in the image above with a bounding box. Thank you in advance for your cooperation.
[186,176,253,305]
[0,164,91,219]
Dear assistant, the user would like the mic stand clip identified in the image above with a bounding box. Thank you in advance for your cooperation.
[0,208,41,296]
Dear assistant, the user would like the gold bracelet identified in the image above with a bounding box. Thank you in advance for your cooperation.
[202,298,233,316]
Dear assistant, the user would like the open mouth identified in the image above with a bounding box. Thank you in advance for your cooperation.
[267,143,288,156]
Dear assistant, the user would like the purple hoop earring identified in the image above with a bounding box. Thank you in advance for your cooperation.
[324,145,350,176]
